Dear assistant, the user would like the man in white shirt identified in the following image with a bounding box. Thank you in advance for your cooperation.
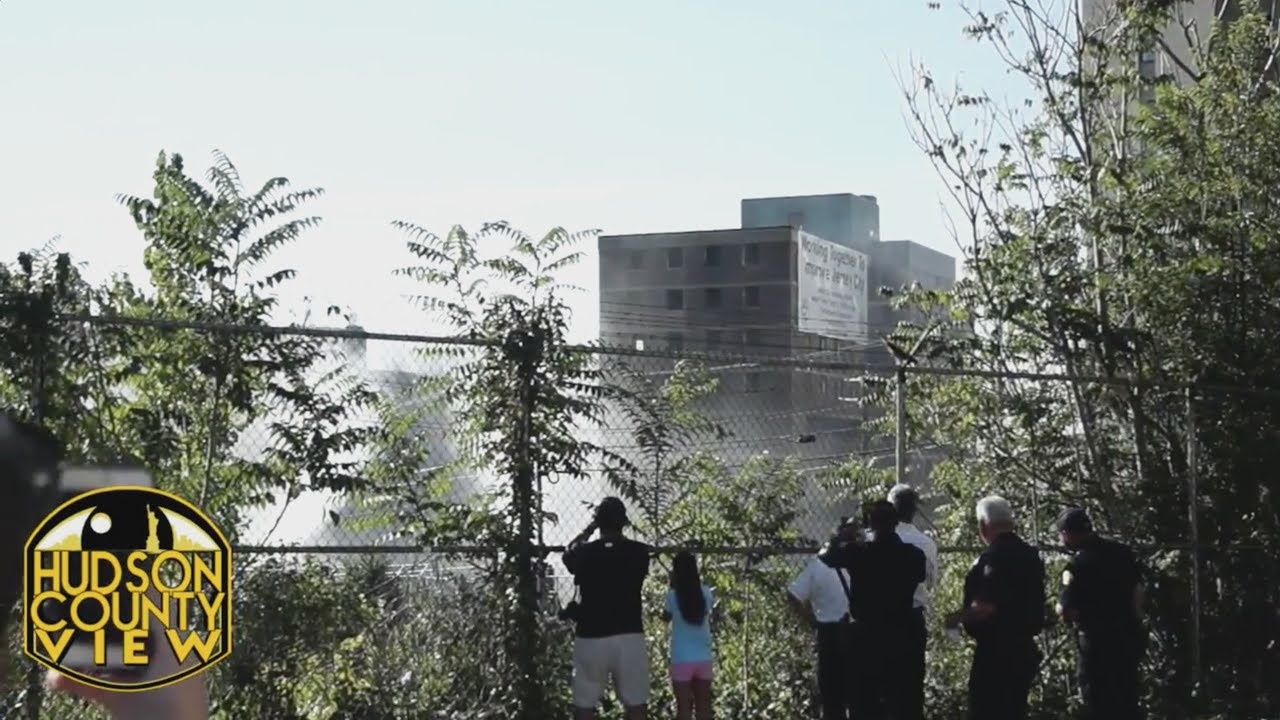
[865,484,938,720]
[788,522,857,720]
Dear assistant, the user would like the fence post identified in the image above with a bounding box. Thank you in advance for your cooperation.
[894,366,907,484]
[1185,387,1202,701]
[509,328,545,720]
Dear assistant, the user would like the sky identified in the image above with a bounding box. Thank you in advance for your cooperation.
[0,0,1017,351]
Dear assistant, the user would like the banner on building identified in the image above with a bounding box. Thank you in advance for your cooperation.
[797,230,868,341]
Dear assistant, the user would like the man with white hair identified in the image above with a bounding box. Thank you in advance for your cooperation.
[945,495,1046,720]
[865,484,937,719]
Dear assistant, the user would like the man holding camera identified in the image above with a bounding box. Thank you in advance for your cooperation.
[562,497,652,720]
[826,499,927,719]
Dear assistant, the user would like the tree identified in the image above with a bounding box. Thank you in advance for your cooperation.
[901,2,1280,715]
[106,150,374,535]
[605,359,726,540]
[0,152,379,718]
[387,220,613,718]
[0,246,120,459]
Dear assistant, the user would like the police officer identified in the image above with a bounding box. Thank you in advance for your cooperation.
[1055,507,1145,720]
[844,499,927,720]
[946,495,1046,720]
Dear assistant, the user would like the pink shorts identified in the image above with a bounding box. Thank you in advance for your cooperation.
[670,660,714,683]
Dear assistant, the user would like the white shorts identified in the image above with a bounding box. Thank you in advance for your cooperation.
[572,633,650,709]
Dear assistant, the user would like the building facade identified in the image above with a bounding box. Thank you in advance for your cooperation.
[1081,0,1272,88]
[739,193,955,343]
[597,194,956,508]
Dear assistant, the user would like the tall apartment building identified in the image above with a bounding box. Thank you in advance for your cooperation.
[597,194,956,497]
[1082,0,1270,86]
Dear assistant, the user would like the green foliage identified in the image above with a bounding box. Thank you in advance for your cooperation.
[389,221,609,539]
[384,220,617,717]
[601,364,820,718]
[606,359,727,537]
[0,151,378,718]
[0,246,121,461]
[104,151,374,533]
[902,2,1280,716]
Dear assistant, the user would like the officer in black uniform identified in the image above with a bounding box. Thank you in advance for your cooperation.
[1055,507,1145,720]
[946,495,1045,720]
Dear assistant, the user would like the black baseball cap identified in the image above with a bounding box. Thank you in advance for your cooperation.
[866,499,898,530]
[594,496,630,528]
[1054,507,1093,534]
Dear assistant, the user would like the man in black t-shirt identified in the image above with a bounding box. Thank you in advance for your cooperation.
[846,500,927,720]
[563,497,653,720]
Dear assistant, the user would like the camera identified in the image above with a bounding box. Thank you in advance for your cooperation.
[817,514,864,571]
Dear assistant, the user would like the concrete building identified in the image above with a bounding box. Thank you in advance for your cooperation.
[598,225,798,359]
[740,194,955,344]
[1081,0,1271,88]
[596,194,956,506]
[599,194,955,352]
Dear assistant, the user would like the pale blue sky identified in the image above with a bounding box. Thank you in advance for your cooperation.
[0,0,1014,347]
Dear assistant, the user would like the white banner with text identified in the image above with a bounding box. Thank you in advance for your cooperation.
[797,230,868,341]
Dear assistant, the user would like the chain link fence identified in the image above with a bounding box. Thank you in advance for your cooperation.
[1,316,1276,718]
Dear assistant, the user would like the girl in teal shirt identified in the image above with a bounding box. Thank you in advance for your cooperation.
[662,551,715,720]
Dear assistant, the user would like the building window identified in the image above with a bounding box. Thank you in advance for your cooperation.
[743,286,761,308]
[745,372,762,393]
[627,250,643,269]
[743,328,761,348]
[704,245,722,266]
[665,289,684,310]
[667,332,684,352]
[704,287,722,308]
[667,247,683,269]
[742,243,760,265]
[706,329,722,348]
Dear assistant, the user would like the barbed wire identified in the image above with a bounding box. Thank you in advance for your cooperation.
[47,312,1280,398]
